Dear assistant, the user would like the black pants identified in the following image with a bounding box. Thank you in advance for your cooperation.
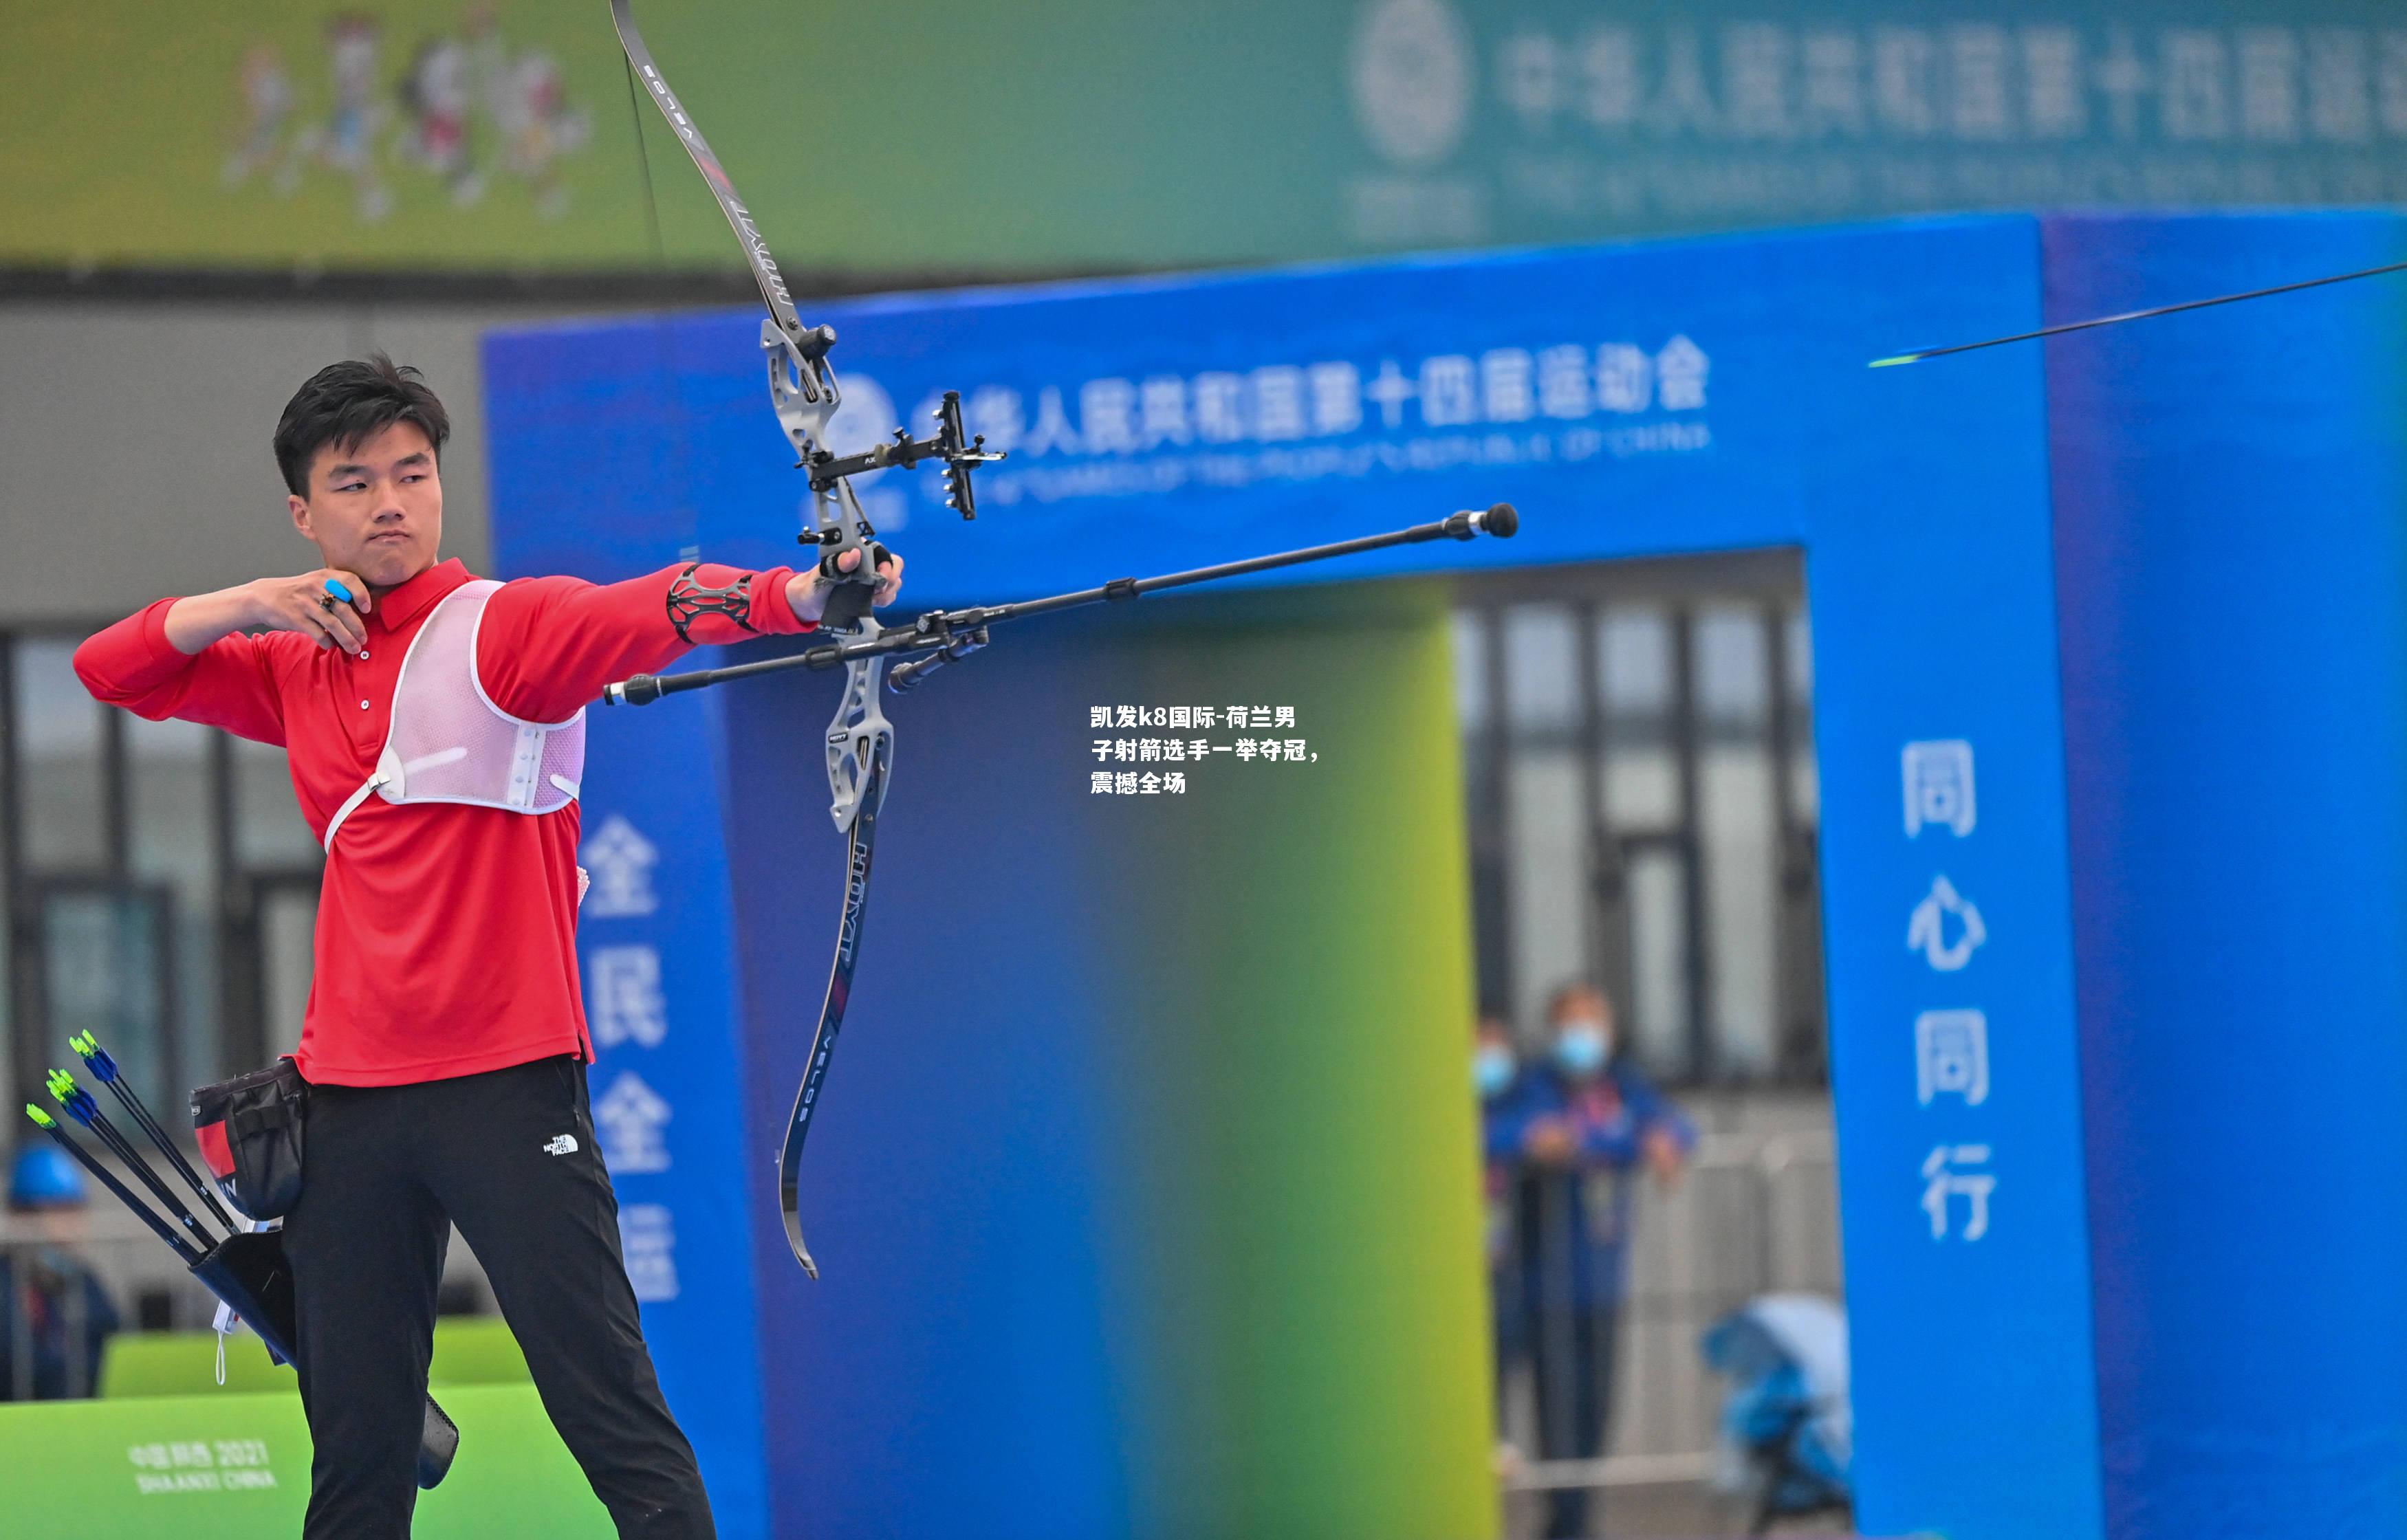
[281,1055,714,1539]
[1533,1301,1619,1540]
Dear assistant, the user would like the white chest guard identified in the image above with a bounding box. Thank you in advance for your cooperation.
[322,579,586,851]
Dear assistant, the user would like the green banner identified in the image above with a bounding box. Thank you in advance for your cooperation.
[0,1384,608,1534]
[4,1,2406,274]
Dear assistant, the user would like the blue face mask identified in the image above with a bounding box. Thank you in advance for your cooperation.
[1474,1044,1516,1098]
[1554,1024,1610,1077]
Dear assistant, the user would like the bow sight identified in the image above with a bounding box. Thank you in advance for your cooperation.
[763,311,1002,628]
[794,377,1001,516]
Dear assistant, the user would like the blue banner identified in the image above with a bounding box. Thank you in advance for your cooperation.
[487,213,2106,1538]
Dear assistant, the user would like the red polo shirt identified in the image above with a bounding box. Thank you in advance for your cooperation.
[73,558,812,1086]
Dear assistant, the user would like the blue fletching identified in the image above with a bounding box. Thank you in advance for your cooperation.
[69,1031,119,1082]
[45,1071,98,1126]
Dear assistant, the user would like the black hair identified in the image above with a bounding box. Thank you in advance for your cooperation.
[272,353,451,496]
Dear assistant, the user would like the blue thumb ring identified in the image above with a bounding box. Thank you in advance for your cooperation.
[324,578,356,604]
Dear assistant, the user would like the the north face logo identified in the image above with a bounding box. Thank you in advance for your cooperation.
[543,1134,579,1156]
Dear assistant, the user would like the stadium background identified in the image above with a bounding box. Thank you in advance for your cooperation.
[3,5,2406,1539]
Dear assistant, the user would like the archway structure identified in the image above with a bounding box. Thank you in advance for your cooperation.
[486,212,2407,1540]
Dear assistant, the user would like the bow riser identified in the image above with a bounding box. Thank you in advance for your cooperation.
[763,320,842,456]
[824,652,893,833]
[759,315,883,617]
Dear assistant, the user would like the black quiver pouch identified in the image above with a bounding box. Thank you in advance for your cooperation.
[189,1229,460,1488]
[190,1058,307,1220]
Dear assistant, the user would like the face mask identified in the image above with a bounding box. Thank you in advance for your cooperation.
[1554,1022,1611,1077]
[1474,1044,1516,1097]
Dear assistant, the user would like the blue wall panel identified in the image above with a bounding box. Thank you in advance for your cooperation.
[2047,212,2407,1539]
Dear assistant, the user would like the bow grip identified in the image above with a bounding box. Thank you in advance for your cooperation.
[816,541,891,629]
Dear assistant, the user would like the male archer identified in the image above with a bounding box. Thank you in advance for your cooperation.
[72,354,902,1539]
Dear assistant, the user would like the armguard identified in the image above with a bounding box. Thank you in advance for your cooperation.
[666,563,763,644]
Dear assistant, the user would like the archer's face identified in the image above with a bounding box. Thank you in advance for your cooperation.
[288,420,444,591]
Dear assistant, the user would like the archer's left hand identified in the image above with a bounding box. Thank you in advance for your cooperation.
[787,545,905,624]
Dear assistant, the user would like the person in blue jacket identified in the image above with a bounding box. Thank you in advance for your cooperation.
[1490,982,1695,1539]
[1,1143,122,1400]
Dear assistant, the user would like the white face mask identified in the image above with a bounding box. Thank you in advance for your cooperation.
[1553,1018,1613,1076]
[1474,1043,1516,1097]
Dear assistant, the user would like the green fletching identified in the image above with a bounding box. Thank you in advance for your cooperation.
[26,1103,56,1128]
[1867,354,1919,368]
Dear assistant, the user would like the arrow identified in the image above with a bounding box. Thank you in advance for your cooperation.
[1870,258,2407,368]
[23,1105,206,1266]
[70,1031,237,1231]
[46,1068,220,1249]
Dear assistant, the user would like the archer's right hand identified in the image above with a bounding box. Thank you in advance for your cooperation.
[249,569,373,652]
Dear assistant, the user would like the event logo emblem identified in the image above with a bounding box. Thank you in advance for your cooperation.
[1349,0,1474,168]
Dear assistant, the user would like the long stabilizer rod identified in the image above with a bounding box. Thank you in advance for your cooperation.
[605,503,1519,706]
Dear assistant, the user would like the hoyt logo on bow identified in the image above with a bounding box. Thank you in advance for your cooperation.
[603,0,1519,1279]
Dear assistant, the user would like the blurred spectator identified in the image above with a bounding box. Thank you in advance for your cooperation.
[1490,983,1695,1539]
[1,1144,122,1400]
[1701,1294,1853,1532]
[1475,1011,1529,1420]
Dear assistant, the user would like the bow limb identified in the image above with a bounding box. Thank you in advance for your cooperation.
[781,665,891,1277]
[611,0,882,609]
[609,0,818,359]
